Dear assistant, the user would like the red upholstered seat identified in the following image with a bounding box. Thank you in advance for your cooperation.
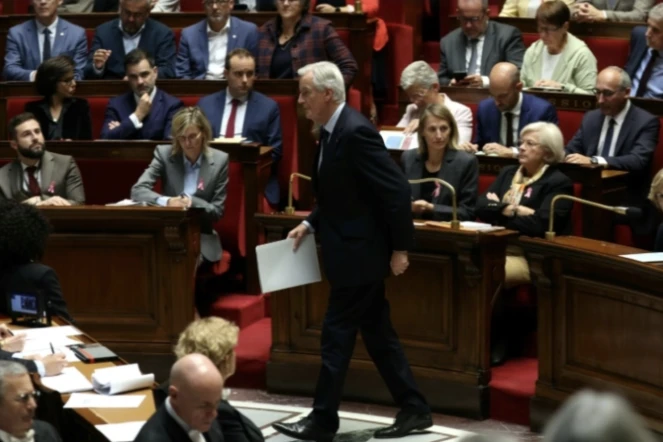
[217,161,246,258]
[86,30,94,50]
[557,110,584,144]
[6,98,34,131]
[381,23,414,125]
[174,28,182,49]
[180,0,204,11]
[478,174,495,195]
[180,96,199,108]
[584,37,630,71]
[9,1,29,13]
[522,33,538,48]
[270,96,299,201]
[77,158,151,204]
[88,97,112,139]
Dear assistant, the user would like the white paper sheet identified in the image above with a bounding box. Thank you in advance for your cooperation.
[256,235,322,293]
[92,364,155,395]
[379,131,419,150]
[15,346,79,363]
[620,252,663,263]
[20,336,80,353]
[65,393,146,409]
[95,421,146,442]
[40,367,93,393]
[10,326,82,339]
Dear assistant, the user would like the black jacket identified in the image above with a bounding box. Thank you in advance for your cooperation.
[24,98,93,140]
[133,404,223,442]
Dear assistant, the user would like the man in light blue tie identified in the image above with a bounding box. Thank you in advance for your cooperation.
[3,0,87,81]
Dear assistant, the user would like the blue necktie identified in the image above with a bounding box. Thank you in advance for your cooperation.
[601,118,616,158]
[42,28,51,62]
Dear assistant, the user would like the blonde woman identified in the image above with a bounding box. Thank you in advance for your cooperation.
[401,104,478,221]
[131,107,229,265]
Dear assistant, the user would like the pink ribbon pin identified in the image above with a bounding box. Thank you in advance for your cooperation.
[525,187,532,198]
[47,181,55,194]
[197,179,204,191]
[432,181,441,198]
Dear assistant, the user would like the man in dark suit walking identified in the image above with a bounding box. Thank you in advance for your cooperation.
[134,354,224,442]
[272,61,431,442]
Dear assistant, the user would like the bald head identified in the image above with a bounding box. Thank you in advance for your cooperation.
[457,0,488,8]
[489,62,520,87]
[488,63,522,112]
[595,66,631,117]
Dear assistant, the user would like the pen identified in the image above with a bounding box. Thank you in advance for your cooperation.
[50,342,54,354]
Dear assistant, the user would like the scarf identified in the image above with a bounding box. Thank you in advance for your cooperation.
[502,165,548,206]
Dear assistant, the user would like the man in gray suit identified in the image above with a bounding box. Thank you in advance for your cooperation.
[0,113,85,206]
[0,361,63,442]
[572,0,654,22]
[438,0,525,87]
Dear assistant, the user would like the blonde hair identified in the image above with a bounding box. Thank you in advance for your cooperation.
[648,168,663,208]
[170,107,213,157]
[174,317,239,374]
[520,122,565,165]
[417,103,459,157]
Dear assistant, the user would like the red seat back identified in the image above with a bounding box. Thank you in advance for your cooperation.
[180,96,199,108]
[217,161,246,257]
[88,97,111,139]
[86,29,94,50]
[180,0,204,11]
[584,37,630,71]
[77,158,151,205]
[270,96,298,201]
[557,110,584,144]
[478,174,495,195]
[174,28,182,49]
[523,33,538,48]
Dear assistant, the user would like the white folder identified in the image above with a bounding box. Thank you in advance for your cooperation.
[256,235,322,293]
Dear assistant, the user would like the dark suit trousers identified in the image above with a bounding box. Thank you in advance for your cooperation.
[311,281,429,431]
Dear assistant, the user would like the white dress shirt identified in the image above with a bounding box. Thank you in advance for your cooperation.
[0,428,35,442]
[397,94,474,144]
[130,86,159,129]
[206,21,231,80]
[464,34,490,87]
[595,100,631,165]
[500,92,523,157]
[35,18,58,62]
[93,21,146,76]
[165,397,205,442]
[219,88,248,138]
[20,161,42,193]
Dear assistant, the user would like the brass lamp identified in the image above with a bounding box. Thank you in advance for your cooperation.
[408,178,460,229]
[284,173,312,215]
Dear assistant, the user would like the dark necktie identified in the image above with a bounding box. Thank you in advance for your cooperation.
[318,128,329,171]
[25,166,41,196]
[635,49,659,98]
[224,99,240,138]
[607,0,617,9]
[504,112,515,147]
[467,38,479,75]
[42,28,52,62]
[601,118,616,158]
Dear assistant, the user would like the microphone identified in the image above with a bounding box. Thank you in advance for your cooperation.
[545,195,643,240]
[284,173,312,215]
[407,178,460,229]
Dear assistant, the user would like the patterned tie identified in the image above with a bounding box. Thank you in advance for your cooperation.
[467,38,479,75]
[224,99,240,138]
[601,118,616,158]
[42,28,51,62]
[25,166,41,196]
[635,49,659,98]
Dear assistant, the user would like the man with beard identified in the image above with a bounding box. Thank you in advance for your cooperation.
[101,49,183,140]
[0,361,63,442]
[176,0,258,79]
[0,113,85,205]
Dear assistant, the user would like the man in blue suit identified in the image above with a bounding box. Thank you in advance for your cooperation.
[198,49,283,206]
[624,5,663,99]
[101,49,183,140]
[3,0,87,81]
[84,0,176,79]
[460,62,558,158]
[176,0,258,79]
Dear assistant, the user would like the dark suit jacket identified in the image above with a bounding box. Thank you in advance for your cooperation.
[134,404,223,442]
[475,93,559,148]
[307,105,413,288]
[176,17,259,79]
[437,21,525,86]
[24,98,92,140]
[100,89,183,140]
[476,165,574,237]
[34,419,63,442]
[84,18,176,79]
[0,349,39,373]
[197,90,282,204]
[0,152,86,204]
[624,26,662,99]
[565,104,659,204]
[257,14,358,86]
[0,263,74,323]
[401,148,478,221]
[154,382,263,442]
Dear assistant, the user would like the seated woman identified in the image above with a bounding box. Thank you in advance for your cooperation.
[256,0,358,86]
[131,107,229,267]
[398,61,473,144]
[24,55,92,140]
[0,200,73,323]
[499,0,573,18]
[401,104,478,222]
[521,1,597,94]
[154,317,264,442]
[630,168,663,251]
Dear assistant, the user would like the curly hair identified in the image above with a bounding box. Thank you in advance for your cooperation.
[174,317,239,375]
[0,202,52,271]
[34,55,75,100]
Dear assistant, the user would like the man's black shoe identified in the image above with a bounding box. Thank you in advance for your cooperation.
[272,417,335,442]
[374,413,433,439]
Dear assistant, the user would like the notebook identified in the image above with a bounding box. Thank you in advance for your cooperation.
[70,344,119,363]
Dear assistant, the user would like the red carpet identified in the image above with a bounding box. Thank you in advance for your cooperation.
[489,358,538,426]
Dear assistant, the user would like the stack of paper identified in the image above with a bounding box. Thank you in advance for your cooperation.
[11,325,82,338]
[620,252,663,263]
[92,364,154,395]
[41,367,93,393]
[256,236,321,293]
[95,421,146,442]
[64,393,146,409]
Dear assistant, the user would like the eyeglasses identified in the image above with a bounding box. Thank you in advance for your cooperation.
[15,391,40,404]
[537,25,561,34]
[204,0,232,5]
[177,132,202,144]
[593,88,620,98]
[457,13,485,24]
[59,77,75,85]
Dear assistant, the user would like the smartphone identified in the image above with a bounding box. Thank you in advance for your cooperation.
[452,72,468,82]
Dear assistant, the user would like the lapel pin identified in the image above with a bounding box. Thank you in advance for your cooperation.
[197,179,204,191]
[47,181,56,194]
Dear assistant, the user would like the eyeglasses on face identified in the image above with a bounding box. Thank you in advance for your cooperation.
[593,88,619,98]
[15,391,40,404]
[457,13,484,24]
[204,0,232,6]
[177,132,202,144]
[537,25,561,34]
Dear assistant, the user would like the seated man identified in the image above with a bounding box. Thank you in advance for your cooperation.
[176,0,258,79]
[571,0,653,22]
[0,361,64,441]
[134,354,224,442]
[0,113,85,205]
[3,0,87,81]
[460,62,558,157]
[566,66,660,205]
[198,49,282,206]
[625,4,663,100]
[151,0,180,11]
[101,49,183,140]
[84,0,176,79]
[438,0,525,87]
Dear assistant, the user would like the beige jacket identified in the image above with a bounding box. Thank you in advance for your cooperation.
[499,0,575,17]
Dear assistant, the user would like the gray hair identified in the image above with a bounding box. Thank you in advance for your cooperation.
[649,3,663,21]
[520,122,565,164]
[603,66,632,89]
[0,361,28,402]
[400,61,439,90]
[297,62,346,104]
[458,0,489,9]
[543,390,656,442]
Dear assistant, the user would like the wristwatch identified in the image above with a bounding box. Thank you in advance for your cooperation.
[590,156,599,164]
[335,6,341,12]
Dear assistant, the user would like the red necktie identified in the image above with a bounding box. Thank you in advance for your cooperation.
[224,99,240,138]
[25,166,41,196]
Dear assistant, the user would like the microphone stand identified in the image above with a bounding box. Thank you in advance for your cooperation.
[408,178,460,229]
[284,173,312,215]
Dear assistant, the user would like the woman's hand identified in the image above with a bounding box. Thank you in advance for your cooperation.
[315,4,336,12]
[486,192,500,202]
[534,80,563,89]
[517,206,535,216]
[403,119,420,136]
[412,200,433,214]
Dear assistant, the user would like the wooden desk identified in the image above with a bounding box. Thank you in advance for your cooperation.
[256,213,518,418]
[519,236,663,433]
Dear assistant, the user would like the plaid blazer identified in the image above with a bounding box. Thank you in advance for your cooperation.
[256,14,358,86]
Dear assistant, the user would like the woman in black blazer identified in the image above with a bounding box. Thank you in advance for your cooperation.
[24,55,92,140]
[401,103,478,222]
